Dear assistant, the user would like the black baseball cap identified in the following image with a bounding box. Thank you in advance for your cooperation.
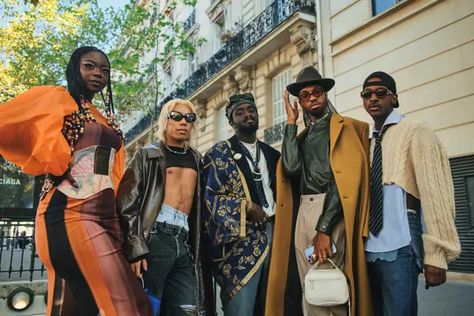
[363,71,399,108]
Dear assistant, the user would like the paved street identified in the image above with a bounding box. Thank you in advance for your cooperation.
[419,277,474,316]
[1,247,473,315]
[0,275,472,315]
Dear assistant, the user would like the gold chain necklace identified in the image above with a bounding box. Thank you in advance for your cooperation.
[164,144,187,155]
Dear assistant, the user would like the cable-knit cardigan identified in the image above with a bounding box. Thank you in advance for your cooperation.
[370,118,461,270]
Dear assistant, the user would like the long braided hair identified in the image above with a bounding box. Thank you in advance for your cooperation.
[62,46,122,153]
[65,46,115,114]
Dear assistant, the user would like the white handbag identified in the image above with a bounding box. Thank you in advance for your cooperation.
[304,258,350,307]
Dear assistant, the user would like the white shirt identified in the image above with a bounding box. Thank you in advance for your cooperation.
[365,111,412,253]
[241,141,276,217]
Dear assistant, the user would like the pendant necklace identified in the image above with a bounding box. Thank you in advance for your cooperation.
[164,144,187,155]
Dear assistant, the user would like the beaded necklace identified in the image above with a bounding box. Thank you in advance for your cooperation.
[62,97,123,154]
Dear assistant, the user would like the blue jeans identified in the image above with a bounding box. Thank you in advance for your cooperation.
[367,212,424,316]
[143,222,197,316]
[221,221,274,316]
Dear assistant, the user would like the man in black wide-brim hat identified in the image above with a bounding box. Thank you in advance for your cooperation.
[264,66,374,316]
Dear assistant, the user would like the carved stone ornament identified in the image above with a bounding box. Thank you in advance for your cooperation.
[290,24,315,57]
[234,66,252,93]
[192,99,207,132]
[222,75,238,96]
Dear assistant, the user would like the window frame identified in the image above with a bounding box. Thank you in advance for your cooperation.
[271,68,291,126]
[218,106,231,141]
[372,0,401,16]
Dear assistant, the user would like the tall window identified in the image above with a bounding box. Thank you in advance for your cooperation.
[213,23,224,52]
[187,52,197,78]
[219,106,231,141]
[272,69,291,125]
[256,0,272,14]
[372,0,400,15]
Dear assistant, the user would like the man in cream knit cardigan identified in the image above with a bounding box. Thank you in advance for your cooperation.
[361,71,460,316]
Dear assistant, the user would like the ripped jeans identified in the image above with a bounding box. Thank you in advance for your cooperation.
[143,221,197,316]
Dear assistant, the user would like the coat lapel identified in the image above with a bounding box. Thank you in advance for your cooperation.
[144,142,166,183]
[329,113,344,157]
[227,135,261,205]
[259,141,278,199]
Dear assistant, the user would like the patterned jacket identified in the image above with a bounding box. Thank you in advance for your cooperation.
[202,135,280,301]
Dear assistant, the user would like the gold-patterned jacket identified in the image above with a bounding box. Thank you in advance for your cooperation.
[202,135,280,301]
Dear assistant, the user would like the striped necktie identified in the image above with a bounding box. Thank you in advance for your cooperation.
[369,125,391,236]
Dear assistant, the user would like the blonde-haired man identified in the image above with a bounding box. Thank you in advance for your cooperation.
[156,98,197,145]
[117,99,213,316]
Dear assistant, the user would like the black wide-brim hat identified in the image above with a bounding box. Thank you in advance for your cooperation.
[287,66,335,97]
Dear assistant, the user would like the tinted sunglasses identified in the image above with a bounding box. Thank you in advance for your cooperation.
[167,110,197,123]
[299,88,325,102]
[360,88,393,99]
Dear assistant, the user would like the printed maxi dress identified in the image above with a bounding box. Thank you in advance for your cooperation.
[0,86,152,316]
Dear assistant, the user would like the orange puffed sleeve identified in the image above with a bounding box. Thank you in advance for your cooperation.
[0,86,77,176]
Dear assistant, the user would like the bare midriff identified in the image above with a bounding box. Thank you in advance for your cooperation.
[163,167,197,215]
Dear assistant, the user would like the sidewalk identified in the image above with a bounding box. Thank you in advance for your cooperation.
[418,277,474,316]
[0,276,472,315]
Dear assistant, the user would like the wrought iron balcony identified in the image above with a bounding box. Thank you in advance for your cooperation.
[264,121,286,145]
[183,10,196,34]
[125,0,315,143]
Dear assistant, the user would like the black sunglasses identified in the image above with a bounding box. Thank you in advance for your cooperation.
[360,88,393,99]
[167,110,197,123]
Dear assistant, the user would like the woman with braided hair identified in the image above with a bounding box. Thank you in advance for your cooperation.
[0,46,152,315]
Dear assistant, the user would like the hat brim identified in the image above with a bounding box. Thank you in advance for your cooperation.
[287,78,335,97]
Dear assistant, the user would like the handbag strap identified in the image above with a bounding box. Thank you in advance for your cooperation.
[313,258,340,270]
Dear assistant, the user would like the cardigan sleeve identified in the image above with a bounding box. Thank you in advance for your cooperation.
[0,86,76,176]
[410,124,461,270]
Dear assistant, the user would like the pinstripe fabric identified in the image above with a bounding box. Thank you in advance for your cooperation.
[369,126,391,236]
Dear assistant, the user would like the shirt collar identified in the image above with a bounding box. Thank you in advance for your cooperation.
[308,111,331,134]
[240,140,258,153]
[309,111,331,126]
[240,139,257,146]
[370,110,403,137]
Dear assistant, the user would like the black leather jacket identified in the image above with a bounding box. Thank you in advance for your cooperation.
[116,141,214,315]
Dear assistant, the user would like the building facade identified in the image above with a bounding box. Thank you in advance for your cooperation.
[319,0,474,273]
[125,0,474,273]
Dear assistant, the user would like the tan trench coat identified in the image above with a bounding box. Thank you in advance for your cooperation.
[265,113,373,316]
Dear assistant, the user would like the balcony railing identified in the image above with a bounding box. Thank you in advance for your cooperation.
[0,221,46,282]
[264,121,286,145]
[183,10,196,33]
[125,0,315,143]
